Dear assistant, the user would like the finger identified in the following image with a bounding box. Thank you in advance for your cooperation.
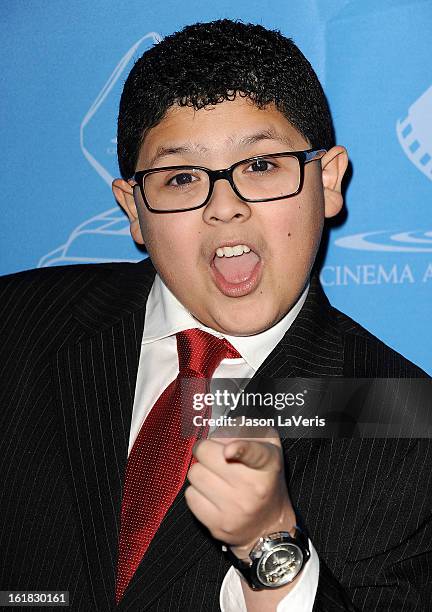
[187,462,232,510]
[223,440,281,470]
[192,439,231,477]
[192,438,258,485]
[184,485,221,528]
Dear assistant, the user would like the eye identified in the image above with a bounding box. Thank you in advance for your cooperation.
[167,172,198,187]
[246,159,276,173]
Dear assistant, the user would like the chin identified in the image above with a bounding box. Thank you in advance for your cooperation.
[211,310,277,337]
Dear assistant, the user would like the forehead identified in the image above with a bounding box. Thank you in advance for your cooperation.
[136,97,310,168]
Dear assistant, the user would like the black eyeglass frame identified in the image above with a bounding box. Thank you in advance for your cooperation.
[133,148,326,214]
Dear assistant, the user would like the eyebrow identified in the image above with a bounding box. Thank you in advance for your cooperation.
[234,128,296,149]
[148,143,209,167]
[147,128,297,167]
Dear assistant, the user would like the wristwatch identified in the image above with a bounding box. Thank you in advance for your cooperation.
[222,527,310,590]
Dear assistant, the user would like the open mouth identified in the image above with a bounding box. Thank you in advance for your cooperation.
[210,242,262,297]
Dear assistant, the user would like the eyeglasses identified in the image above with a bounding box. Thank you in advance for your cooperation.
[133,148,326,214]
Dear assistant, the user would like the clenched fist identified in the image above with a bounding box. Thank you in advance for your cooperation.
[185,427,296,559]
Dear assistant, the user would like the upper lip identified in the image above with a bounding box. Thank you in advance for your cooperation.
[209,240,260,262]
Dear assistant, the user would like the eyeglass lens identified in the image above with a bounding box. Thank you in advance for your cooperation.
[142,155,301,211]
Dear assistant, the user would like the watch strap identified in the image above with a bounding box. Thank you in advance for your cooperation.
[222,543,262,590]
[222,526,310,591]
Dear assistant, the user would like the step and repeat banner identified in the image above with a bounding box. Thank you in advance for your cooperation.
[2,1,431,373]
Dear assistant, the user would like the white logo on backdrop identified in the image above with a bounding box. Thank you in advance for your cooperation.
[38,32,161,268]
[334,230,432,253]
[335,85,432,254]
[396,85,432,182]
[38,208,132,267]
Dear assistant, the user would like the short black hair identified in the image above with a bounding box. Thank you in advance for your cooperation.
[117,19,334,179]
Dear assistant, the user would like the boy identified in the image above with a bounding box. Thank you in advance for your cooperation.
[0,19,430,612]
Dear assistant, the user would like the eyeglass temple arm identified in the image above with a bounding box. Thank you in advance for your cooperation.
[304,149,327,162]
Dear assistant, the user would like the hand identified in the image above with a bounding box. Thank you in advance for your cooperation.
[185,426,296,559]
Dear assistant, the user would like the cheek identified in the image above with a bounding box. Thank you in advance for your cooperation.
[268,195,324,269]
[271,198,322,242]
[140,213,196,275]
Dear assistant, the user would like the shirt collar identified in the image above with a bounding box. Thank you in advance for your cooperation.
[143,274,309,371]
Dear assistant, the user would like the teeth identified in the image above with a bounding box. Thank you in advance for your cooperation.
[215,244,251,257]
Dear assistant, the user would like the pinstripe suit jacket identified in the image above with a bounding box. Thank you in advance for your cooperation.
[0,258,431,611]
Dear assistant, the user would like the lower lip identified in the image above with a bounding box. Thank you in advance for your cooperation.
[209,257,263,297]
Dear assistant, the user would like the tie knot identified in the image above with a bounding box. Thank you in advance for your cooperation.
[176,328,241,378]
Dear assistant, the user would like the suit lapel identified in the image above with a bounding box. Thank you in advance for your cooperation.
[52,260,153,610]
[243,275,345,450]
[253,275,345,379]
[119,480,221,610]
[52,264,345,610]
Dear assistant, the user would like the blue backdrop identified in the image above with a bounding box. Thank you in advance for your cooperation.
[2,0,431,373]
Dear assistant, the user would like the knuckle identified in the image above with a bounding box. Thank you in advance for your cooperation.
[187,463,199,481]
[254,483,269,501]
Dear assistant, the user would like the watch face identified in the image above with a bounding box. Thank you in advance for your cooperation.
[257,543,303,588]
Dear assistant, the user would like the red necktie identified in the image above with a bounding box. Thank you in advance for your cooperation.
[115,328,241,604]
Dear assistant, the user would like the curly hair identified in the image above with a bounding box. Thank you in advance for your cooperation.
[117,19,334,179]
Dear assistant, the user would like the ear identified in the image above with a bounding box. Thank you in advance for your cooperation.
[321,145,349,218]
[112,178,145,244]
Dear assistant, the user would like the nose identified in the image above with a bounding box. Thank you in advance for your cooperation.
[202,178,252,225]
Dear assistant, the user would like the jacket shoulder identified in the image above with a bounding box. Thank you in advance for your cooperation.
[0,262,124,310]
[0,261,147,300]
[0,261,138,286]
[331,306,428,377]
[0,262,146,344]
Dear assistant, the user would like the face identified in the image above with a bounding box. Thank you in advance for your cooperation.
[120,97,346,336]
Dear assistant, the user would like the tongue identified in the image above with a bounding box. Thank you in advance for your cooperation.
[213,251,260,283]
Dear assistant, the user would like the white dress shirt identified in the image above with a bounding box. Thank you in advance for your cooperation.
[128,274,319,611]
